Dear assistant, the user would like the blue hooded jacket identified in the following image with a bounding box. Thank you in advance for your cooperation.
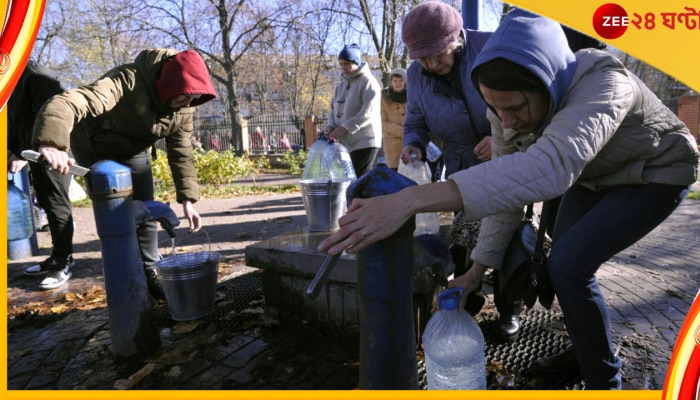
[446,8,699,269]
[470,9,577,131]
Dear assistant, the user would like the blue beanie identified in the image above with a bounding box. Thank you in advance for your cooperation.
[338,44,362,65]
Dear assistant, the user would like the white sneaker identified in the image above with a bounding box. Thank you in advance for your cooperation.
[24,254,75,277]
[38,267,72,290]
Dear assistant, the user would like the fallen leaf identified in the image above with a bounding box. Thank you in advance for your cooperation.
[665,289,690,299]
[50,305,68,314]
[173,320,204,334]
[240,307,264,315]
[113,363,156,389]
[260,313,280,327]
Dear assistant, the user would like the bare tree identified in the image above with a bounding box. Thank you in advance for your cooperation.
[352,0,417,85]
[130,0,293,154]
[271,0,341,117]
[31,0,683,150]
[31,1,67,67]
[33,0,165,87]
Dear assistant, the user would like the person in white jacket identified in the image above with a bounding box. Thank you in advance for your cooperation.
[325,44,382,177]
[318,9,699,390]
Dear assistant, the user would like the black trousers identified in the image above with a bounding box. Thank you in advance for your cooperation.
[29,162,74,257]
[72,150,160,267]
[349,147,380,178]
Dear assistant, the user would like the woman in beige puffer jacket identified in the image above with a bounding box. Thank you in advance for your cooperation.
[380,68,407,170]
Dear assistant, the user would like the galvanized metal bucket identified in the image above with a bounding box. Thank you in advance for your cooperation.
[155,230,220,321]
[299,179,352,231]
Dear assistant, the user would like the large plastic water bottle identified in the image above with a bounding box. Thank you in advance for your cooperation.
[7,178,34,241]
[398,156,440,235]
[422,287,487,390]
[322,140,356,181]
[302,136,330,180]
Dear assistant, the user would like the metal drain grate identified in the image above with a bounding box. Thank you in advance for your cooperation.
[153,272,584,390]
[417,308,584,390]
[482,308,583,389]
[153,270,265,329]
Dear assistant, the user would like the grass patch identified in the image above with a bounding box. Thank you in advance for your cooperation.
[71,197,93,208]
[687,190,700,200]
[198,183,300,199]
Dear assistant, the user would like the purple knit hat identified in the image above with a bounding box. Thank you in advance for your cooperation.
[402,1,463,59]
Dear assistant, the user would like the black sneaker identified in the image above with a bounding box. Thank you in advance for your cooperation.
[145,266,166,302]
[529,347,581,378]
[498,315,520,341]
[24,254,75,277]
[37,257,73,290]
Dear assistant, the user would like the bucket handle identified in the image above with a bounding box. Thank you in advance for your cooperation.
[161,228,212,260]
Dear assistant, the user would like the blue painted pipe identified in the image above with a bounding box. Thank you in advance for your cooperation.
[463,0,482,30]
[85,160,160,357]
[349,163,419,389]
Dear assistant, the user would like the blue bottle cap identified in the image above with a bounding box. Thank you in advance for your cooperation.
[437,287,465,311]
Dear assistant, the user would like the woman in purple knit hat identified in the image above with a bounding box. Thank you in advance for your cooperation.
[399,1,523,340]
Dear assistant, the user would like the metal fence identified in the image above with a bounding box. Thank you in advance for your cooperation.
[247,113,306,155]
[154,112,328,155]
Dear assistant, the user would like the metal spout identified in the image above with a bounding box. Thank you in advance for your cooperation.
[133,200,180,238]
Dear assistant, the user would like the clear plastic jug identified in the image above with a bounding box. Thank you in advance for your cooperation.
[422,287,487,390]
[398,157,440,235]
[322,140,356,181]
[302,136,331,180]
[302,136,356,181]
[7,177,34,241]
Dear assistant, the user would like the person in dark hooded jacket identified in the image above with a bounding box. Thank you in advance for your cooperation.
[318,9,699,389]
[31,48,217,298]
[8,61,76,290]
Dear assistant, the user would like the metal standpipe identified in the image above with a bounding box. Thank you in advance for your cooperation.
[348,163,419,389]
[84,160,160,357]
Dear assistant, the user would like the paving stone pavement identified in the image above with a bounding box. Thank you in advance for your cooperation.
[5,179,700,392]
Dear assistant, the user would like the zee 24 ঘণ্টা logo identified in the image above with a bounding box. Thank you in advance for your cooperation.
[661,291,700,400]
[592,2,700,39]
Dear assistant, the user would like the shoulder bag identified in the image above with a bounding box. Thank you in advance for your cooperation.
[499,202,555,310]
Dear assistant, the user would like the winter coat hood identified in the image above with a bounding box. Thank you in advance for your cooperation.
[471,9,577,130]
[154,49,217,106]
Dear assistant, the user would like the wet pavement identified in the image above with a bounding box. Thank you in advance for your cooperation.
[5,179,700,391]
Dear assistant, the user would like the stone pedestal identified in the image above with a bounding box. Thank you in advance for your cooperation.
[245,228,359,327]
[245,225,454,330]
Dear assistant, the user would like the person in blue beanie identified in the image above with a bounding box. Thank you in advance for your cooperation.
[325,43,382,177]
[318,9,699,390]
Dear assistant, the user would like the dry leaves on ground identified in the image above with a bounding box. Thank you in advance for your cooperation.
[8,285,107,318]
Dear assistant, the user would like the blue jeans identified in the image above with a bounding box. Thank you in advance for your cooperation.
[549,183,689,389]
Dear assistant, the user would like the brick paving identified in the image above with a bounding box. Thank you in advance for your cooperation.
[5,179,700,391]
